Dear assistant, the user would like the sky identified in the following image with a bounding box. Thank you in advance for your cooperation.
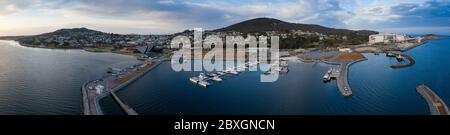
[0,0,449,36]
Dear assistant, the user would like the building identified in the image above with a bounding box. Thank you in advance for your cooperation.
[369,33,409,44]
[136,44,156,55]
[338,48,352,53]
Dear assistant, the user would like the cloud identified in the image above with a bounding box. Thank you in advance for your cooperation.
[1,0,449,35]
[0,0,33,15]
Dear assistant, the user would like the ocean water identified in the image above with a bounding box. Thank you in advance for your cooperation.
[1,36,449,115]
[109,36,450,115]
[0,40,139,114]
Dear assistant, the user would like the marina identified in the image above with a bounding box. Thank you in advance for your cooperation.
[187,61,283,88]
[318,52,367,96]
[99,37,450,115]
[0,36,449,115]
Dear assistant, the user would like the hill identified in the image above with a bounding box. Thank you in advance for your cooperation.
[214,18,378,48]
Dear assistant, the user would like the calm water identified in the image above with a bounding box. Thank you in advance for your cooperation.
[1,37,449,115]
[0,40,139,114]
[110,36,450,115]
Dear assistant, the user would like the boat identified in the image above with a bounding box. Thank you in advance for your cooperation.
[323,68,332,82]
[211,76,222,82]
[198,73,207,80]
[263,69,275,75]
[198,81,210,87]
[190,77,199,83]
[323,74,330,81]
[396,55,404,62]
[206,72,216,77]
[272,66,281,72]
[386,52,396,57]
[280,67,289,73]
[217,71,225,75]
[229,70,239,75]
[280,61,288,67]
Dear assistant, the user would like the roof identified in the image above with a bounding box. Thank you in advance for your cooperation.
[137,44,155,54]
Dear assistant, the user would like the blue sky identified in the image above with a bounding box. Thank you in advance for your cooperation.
[0,0,449,36]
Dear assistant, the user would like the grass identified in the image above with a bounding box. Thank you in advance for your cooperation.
[83,47,114,52]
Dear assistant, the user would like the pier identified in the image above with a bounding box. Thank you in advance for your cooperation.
[416,85,450,115]
[189,61,264,87]
[390,54,415,69]
[321,53,367,96]
[81,82,104,115]
[82,58,163,115]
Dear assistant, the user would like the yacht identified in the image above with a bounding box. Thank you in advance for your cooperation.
[229,70,239,75]
[198,73,207,80]
[211,76,222,82]
[198,81,210,87]
[190,77,199,83]
[217,71,225,75]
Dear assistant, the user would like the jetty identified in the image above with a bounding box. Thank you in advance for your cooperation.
[82,58,163,115]
[320,52,367,96]
[416,85,450,115]
[390,53,415,69]
[189,61,263,87]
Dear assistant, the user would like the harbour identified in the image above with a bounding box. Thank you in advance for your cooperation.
[0,36,449,115]
[188,61,288,88]
[100,36,449,115]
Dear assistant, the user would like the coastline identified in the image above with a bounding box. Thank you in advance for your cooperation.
[1,40,145,59]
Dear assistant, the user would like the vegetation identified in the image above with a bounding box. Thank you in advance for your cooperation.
[83,47,114,52]
[214,17,377,49]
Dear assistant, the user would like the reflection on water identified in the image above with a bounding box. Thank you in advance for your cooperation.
[110,37,450,115]
[0,40,138,114]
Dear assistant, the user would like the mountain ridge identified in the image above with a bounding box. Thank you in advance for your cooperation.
[214,17,377,36]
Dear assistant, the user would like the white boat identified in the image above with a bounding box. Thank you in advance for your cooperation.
[280,61,288,67]
[229,70,239,75]
[263,69,272,75]
[198,73,207,80]
[323,69,332,81]
[323,74,330,81]
[212,76,222,82]
[198,81,210,87]
[206,73,217,77]
[190,77,199,83]
[280,67,289,73]
[217,71,225,75]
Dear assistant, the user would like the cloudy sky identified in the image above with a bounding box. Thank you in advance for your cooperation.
[0,0,449,36]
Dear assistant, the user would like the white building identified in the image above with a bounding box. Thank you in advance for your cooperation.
[338,48,352,53]
[369,33,409,44]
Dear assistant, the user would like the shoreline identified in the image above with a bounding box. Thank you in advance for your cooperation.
[2,40,144,58]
